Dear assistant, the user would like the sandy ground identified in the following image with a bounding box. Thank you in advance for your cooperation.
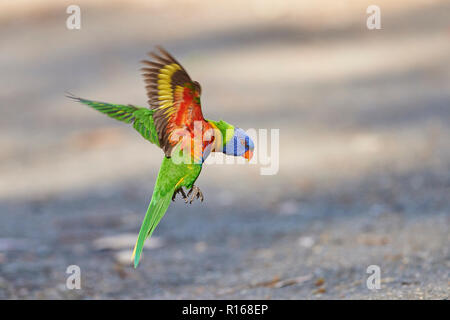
[0,0,449,299]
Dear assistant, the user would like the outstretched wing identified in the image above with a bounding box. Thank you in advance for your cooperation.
[141,47,205,157]
[67,94,159,146]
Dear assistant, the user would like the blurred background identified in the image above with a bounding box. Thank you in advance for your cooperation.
[0,0,449,299]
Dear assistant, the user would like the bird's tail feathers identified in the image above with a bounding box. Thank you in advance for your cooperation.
[131,187,175,268]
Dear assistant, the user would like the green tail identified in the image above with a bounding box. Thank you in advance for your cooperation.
[131,156,185,268]
[131,154,202,268]
[131,185,175,268]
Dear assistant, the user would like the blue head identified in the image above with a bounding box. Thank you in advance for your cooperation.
[223,127,254,160]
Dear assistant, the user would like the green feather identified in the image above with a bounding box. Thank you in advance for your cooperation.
[67,93,159,146]
[206,119,235,147]
[132,155,202,268]
[68,93,205,267]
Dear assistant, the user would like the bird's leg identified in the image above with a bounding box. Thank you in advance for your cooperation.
[187,185,204,204]
[172,187,188,202]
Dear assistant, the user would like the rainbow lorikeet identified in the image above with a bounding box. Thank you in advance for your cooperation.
[67,47,254,268]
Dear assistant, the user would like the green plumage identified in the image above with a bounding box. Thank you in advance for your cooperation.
[67,48,253,270]
[69,94,203,267]
[67,95,159,146]
[132,156,202,268]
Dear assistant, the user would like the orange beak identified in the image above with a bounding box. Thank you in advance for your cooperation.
[244,149,253,161]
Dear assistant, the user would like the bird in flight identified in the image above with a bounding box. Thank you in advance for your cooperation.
[67,47,254,268]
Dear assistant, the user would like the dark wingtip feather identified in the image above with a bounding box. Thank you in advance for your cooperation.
[65,91,85,102]
[65,91,77,99]
[156,46,177,63]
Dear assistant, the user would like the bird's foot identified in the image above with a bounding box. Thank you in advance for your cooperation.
[172,187,188,202]
[187,185,204,204]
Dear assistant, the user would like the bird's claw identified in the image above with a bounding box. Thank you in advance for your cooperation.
[172,187,188,202]
[187,185,204,204]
